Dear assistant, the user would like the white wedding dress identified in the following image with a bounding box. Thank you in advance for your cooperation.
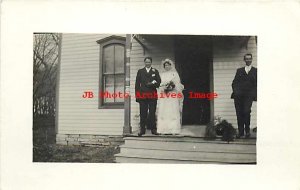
[157,71,184,134]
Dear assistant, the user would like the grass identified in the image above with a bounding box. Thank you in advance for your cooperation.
[33,143,120,163]
[33,116,120,163]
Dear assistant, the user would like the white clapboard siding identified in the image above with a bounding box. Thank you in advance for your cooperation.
[213,36,257,129]
[58,33,125,135]
[130,35,175,132]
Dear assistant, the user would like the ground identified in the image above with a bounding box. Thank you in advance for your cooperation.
[33,143,120,163]
[33,116,120,163]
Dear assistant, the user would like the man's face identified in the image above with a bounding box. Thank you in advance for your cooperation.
[144,58,152,68]
[244,55,252,66]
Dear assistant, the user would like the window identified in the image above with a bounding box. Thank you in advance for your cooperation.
[97,36,126,108]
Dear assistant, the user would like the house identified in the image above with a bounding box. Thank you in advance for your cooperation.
[56,33,257,163]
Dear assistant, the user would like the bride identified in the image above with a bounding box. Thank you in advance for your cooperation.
[157,58,184,135]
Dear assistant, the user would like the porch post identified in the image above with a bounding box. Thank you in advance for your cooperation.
[123,34,132,135]
[209,37,214,124]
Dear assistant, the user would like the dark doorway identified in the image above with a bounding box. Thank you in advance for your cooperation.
[174,35,212,125]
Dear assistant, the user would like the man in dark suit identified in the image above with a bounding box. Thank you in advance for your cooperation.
[135,57,161,136]
[231,53,257,138]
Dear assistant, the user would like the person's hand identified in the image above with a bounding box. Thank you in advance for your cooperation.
[151,80,157,84]
[146,81,155,87]
[160,82,168,87]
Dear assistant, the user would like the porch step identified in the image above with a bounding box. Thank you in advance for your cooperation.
[115,137,256,164]
[115,156,242,164]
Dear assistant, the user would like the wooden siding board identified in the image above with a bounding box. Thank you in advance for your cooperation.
[58,108,124,113]
[58,79,99,84]
[57,114,124,118]
[58,33,125,135]
[58,121,123,125]
[60,60,100,66]
[58,131,122,135]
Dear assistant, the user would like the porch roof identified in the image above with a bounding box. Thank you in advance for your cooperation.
[130,34,254,54]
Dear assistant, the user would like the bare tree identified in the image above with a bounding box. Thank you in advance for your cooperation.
[33,33,60,117]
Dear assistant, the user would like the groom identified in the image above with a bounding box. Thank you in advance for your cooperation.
[135,57,161,136]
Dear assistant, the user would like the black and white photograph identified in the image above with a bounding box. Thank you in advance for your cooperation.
[33,34,257,164]
[1,1,300,190]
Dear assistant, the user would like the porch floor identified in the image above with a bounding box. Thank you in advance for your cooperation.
[131,125,257,139]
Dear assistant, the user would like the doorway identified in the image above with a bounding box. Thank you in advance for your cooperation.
[174,35,213,125]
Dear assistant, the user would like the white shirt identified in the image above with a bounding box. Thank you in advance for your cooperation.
[245,65,252,74]
[146,67,151,73]
[145,67,157,84]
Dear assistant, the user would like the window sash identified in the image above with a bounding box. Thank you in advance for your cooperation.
[98,37,126,109]
[102,73,125,104]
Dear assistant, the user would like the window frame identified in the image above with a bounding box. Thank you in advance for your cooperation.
[97,36,126,109]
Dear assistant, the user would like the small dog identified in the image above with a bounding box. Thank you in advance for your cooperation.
[215,120,236,143]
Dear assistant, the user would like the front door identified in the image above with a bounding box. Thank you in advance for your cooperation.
[174,35,212,125]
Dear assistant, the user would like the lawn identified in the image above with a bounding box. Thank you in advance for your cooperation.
[33,143,120,163]
[33,116,120,163]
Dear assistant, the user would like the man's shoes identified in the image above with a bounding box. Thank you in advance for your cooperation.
[245,133,251,138]
[138,128,146,137]
[151,130,159,135]
[236,134,244,139]
[138,132,145,137]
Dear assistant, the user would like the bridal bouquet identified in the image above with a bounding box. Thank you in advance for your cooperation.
[164,81,175,93]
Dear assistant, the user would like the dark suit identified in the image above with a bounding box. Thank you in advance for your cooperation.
[231,66,257,136]
[135,67,161,133]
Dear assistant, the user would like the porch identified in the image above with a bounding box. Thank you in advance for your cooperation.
[115,135,256,164]
[117,34,257,164]
[116,125,256,164]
